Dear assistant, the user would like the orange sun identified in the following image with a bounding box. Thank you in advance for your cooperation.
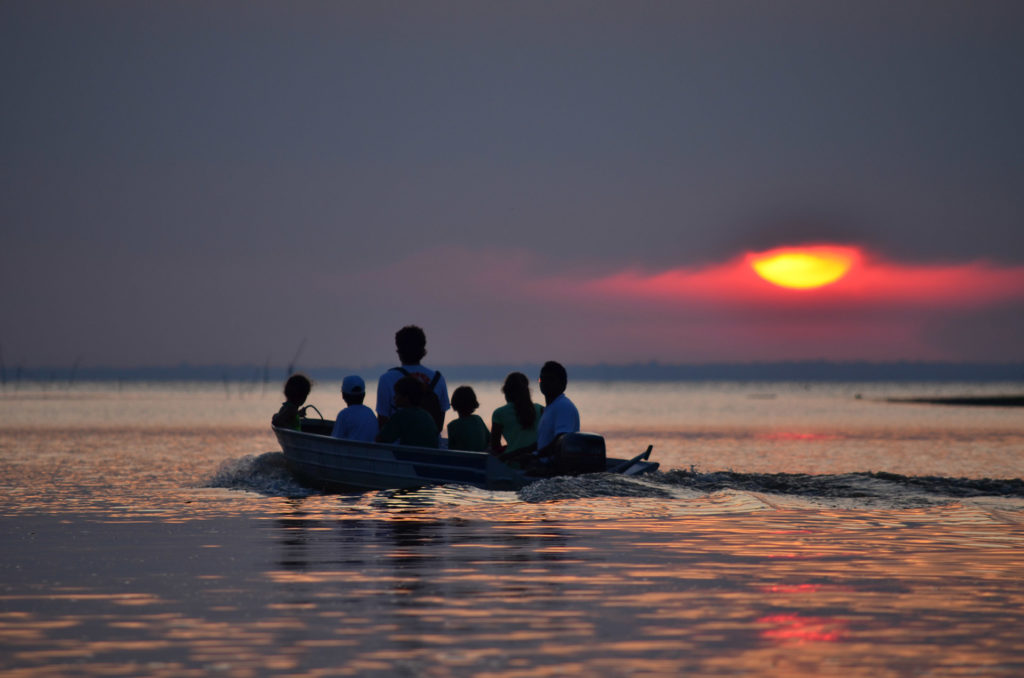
[748,245,860,290]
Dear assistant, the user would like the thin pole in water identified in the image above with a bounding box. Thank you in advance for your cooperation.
[287,338,307,377]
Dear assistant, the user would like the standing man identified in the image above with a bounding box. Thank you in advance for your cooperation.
[535,360,580,459]
[376,325,450,431]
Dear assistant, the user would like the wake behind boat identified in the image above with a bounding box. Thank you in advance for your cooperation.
[274,419,658,492]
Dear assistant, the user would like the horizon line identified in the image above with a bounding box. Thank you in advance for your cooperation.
[4,359,1023,384]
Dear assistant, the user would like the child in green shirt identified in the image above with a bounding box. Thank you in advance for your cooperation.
[446,386,490,451]
[376,376,440,448]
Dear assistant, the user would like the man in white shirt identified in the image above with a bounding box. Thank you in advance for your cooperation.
[535,360,580,458]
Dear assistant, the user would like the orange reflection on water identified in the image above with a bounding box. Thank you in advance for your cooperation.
[763,584,822,594]
[3,383,1024,678]
[759,431,836,441]
[760,584,853,594]
[758,613,848,643]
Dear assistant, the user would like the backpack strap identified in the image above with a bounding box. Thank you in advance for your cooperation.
[391,366,440,389]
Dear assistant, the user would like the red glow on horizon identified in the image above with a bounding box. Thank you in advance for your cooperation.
[574,245,1024,309]
[335,244,1023,363]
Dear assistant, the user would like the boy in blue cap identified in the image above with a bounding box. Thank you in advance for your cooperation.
[330,375,379,442]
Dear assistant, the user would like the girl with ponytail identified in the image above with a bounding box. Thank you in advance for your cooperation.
[489,371,544,459]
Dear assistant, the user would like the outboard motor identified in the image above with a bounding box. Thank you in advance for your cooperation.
[548,432,606,475]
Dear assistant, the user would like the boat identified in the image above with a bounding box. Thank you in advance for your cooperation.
[274,418,659,492]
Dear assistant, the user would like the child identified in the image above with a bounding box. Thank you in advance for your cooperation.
[447,385,490,452]
[330,375,378,442]
[376,376,440,448]
[271,373,311,431]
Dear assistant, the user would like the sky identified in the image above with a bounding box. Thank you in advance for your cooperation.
[2,1,1023,370]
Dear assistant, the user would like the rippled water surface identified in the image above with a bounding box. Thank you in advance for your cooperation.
[1,380,1023,676]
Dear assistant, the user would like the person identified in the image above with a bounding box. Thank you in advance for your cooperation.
[330,375,378,442]
[490,371,544,456]
[534,361,580,459]
[271,373,312,431]
[376,376,441,448]
[447,386,490,451]
[376,325,450,433]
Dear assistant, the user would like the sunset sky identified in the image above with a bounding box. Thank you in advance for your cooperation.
[2,1,1023,369]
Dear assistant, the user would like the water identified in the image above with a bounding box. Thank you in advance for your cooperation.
[1,380,1023,676]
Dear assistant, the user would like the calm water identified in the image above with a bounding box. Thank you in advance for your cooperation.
[1,380,1023,677]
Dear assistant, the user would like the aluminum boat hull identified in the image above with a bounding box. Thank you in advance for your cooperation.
[274,424,658,492]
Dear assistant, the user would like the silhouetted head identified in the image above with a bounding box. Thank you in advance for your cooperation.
[283,373,312,405]
[393,375,424,408]
[395,325,427,364]
[451,385,479,416]
[341,375,366,405]
[539,361,567,402]
[502,371,537,428]
[502,372,530,403]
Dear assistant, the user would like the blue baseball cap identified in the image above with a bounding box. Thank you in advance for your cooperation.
[341,375,365,396]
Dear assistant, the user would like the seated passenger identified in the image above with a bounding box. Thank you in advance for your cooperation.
[330,375,378,442]
[271,373,312,431]
[376,376,440,448]
[447,386,490,451]
[534,361,580,459]
[490,372,543,459]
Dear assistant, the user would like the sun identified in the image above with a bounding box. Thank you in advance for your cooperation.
[748,245,859,290]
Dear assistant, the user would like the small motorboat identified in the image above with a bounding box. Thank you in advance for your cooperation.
[274,419,658,492]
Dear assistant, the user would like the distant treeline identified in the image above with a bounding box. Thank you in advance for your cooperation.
[5,361,1024,384]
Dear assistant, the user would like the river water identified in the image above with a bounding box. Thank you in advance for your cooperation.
[1,380,1022,676]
